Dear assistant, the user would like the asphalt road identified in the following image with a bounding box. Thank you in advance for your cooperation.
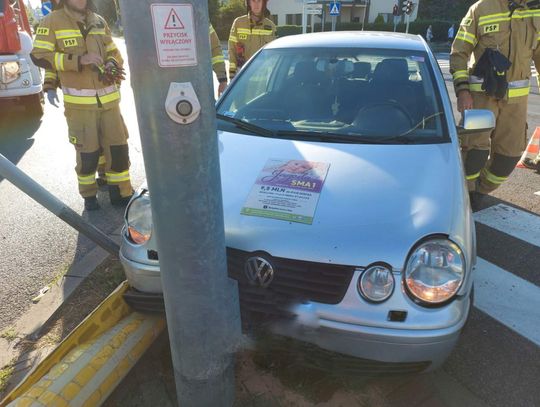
[0,47,539,406]
[0,40,146,331]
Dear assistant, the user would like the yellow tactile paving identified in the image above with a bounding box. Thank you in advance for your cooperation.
[2,283,166,407]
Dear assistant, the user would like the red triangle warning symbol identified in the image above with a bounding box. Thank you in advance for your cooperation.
[164,9,184,29]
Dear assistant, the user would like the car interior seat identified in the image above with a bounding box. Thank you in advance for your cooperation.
[353,61,371,80]
[333,60,372,123]
[368,58,425,123]
[352,58,420,135]
[287,60,333,120]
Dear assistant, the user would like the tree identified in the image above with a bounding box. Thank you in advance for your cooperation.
[418,0,475,22]
[208,0,220,27]
[93,0,118,25]
[215,0,245,39]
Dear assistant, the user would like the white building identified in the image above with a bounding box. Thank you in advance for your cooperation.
[268,0,419,27]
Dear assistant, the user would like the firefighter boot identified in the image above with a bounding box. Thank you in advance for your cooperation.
[109,185,133,207]
[84,196,100,211]
[468,191,485,212]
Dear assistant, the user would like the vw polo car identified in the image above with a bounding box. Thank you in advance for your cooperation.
[120,32,494,371]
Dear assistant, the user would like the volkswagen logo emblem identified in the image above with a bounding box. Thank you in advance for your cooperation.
[245,256,275,288]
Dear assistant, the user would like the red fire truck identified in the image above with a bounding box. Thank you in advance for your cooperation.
[0,0,43,116]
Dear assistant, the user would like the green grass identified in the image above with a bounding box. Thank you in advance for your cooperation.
[0,328,18,343]
[0,362,14,393]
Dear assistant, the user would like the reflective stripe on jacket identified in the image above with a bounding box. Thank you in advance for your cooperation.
[450,0,540,101]
[210,24,227,82]
[31,7,123,109]
[62,84,120,105]
[228,13,276,79]
[43,69,59,92]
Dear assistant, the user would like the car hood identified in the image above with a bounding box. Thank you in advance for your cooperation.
[219,131,464,270]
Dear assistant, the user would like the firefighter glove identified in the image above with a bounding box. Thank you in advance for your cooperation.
[235,43,246,68]
[46,89,59,107]
[473,48,511,99]
[97,62,126,85]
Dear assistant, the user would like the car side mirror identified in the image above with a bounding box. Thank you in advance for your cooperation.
[457,109,495,135]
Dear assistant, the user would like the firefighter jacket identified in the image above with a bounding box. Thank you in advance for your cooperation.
[31,7,123,109]
[228,12,275,79]
[450,0,540,102]
[210,24,227,83]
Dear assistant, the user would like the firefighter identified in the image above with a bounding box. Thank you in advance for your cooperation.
[43,67,108,187]
[450,0,540,210]
[31,0,132,210]
[228,0,276,80]
[210,23,228,95]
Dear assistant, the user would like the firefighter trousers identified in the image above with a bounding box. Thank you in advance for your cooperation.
[65,105,132,199]
[459,93,528,194]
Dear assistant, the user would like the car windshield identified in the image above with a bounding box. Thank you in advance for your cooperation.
[217,47,448,144]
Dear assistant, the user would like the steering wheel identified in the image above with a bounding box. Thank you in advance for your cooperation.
[353,101,414,133]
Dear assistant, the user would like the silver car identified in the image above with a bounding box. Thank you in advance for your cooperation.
[120,32,494,371]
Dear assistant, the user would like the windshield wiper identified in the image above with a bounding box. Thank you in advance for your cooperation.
[369,135,418,144]
[217,114,274,137]
[274,130,372,144]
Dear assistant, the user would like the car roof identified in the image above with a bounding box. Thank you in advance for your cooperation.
[265,31,427,52]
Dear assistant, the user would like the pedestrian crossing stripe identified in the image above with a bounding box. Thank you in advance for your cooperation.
[474,258,540,346]
[474,204,540,248]
[474,204,540,347]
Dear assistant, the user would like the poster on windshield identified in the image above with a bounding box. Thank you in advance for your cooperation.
[241,159,330,225]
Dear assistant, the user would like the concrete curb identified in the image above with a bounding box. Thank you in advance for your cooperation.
[0,227,123,392]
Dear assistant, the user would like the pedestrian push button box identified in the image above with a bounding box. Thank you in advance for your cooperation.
[165,82,201,125]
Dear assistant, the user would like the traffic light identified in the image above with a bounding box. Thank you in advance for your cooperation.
[402,1,408,13]
[404,1,414,15]
[402,1,414,15]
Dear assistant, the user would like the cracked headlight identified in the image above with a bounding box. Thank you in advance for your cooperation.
[404,238,465,305]
[125,190,153,244]
[1,61,20,84]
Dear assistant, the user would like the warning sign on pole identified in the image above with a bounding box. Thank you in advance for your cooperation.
[151,4,197,67]
[164,9,184,29]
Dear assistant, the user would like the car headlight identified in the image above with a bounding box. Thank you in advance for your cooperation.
[125,190,153,244]
[0,62,20,84]
[358,264,395,303]
[404,238,465,305]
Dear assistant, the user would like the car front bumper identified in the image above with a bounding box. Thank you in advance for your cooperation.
[272,297,469,370]
[120,244,471,370]
[120,250,162,294]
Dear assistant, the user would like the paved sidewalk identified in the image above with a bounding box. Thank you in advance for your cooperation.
[104,331,490,407]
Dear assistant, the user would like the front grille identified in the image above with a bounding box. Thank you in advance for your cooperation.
[227,248,355,305]
[142,247,355,324]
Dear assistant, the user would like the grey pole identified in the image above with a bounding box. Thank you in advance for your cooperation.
[406,13,410,33]
[0,153,119,255]
[302,1,307,34]
[321,3,326,31]
[118,0,241,405]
